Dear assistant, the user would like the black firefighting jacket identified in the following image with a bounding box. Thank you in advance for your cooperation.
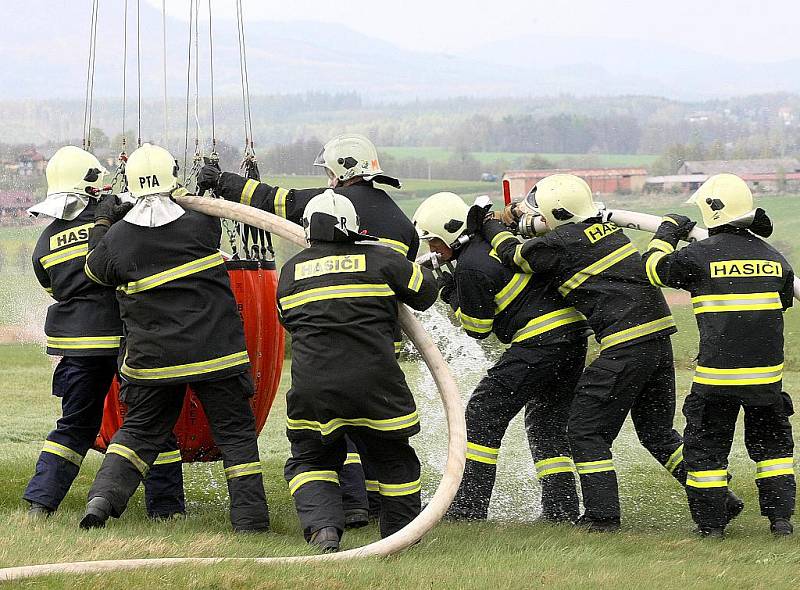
[32,202,122,356]
[85,210,250,385]
[482,218,676,352]
[444,235,589,351]
[277,240,437,443]
[644,223,793,402]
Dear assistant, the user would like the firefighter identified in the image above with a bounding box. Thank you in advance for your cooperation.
[79,143,269,532]
[643,174,795,537]
[197,133,413,526]
[23,146,184,520]
[277,189,436,551]
[413,192,588,522]
[478,174,690,532]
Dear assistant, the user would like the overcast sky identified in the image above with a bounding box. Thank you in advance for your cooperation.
[146,0,800,63]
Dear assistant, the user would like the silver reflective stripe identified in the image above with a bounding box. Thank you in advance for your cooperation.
[575,459,615,474]
[466,446,498,461]
[694,367,783,383]
[687,472,727,484]
[757,463,792,474]
[692,293,781,312]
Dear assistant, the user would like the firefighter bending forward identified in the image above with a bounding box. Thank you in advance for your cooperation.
[79,144,269,532]
[643,174,795,537]
[277,189,437,552]
[413,192,589,522]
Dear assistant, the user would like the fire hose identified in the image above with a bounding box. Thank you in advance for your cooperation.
[0,196,466,581]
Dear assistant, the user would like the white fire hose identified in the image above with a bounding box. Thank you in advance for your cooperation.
[0,196,466,582]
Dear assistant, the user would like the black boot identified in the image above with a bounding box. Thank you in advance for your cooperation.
[695,526,725,539]
[27,502,53,519]
[344,508,369,529]
[309,526,340,552]
[79,497,113,530]
[770,518,793,537]
[725,490,745,525]
[575,514,620,533]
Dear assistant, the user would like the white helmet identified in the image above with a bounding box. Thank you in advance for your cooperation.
[45,146,107,198]
[314,133,400,189]
[687,173,755,229]
[126,143,179,198]
[412,192,470,247]
[301,189,372,243]
[520,174,600,229]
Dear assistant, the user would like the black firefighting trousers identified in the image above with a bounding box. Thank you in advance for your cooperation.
[683,389,795,529]
[447,339,587,521]
[87,372,269,531]
[568,336,686,523]
[23,356,184,517]
[339,436,381,519]
[285,432,420,539]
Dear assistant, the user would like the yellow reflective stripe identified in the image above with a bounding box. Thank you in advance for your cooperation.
[42,440,83,466]
[153,450,182,465]
[692,292,782,314]
[344,452,362,466]
[240,178,259,206]
[286,411,420,437]
[379,478,421,497]
[686,469,728,488]
[662,216,679,226]
[494,273,531,314]
[755,457,794,479]
[378,238,410,256]
[41,243,88,269]
[665,444,684,473]
[288,470,339,495]
[693,363,784,387]
[280,283,395,311]
[513,244,534,274]
[274,187,289,218]
[107,443,149,475]
[648,239,675,254]
[46,335,121,350]
[394,340,403,354]
[119,252,224,295]
[84,251,111,286]
[559,242,638,297]
[491,231,517,250]
[365,479,380,492]
[511,307,586,343]
[121,350,250,381]
[225,461,262,479]
[466,441,499,465]
[575,459,615,475]
[599,315,676,352]
[407,263,424,292]
[44,287,54,295]
[455,308,494,334]
[535,456,574,478]
[645,251,668,287]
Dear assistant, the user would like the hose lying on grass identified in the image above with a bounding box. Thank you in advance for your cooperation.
[0,195,466,582]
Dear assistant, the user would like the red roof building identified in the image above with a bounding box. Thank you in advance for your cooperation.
[503,168,648,198]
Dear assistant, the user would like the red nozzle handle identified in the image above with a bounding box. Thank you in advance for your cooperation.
[502,179,511,206]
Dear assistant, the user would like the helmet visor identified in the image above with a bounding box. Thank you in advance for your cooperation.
[524,186,543,216]
[313,147,327,168]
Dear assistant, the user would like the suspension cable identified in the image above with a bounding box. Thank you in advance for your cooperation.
[207,0,216,156]
[121,0,128,155]
[136,0,143,147]
[82,0,100,150]
[161,0,169,148]
[235,0,254,153]
[182,0,195,180]
[193,0,201,158]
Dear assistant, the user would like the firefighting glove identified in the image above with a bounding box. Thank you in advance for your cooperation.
[94,194,134,227]
[436,271,456,304]
[748,208,774,238]
[656,213,696,244]
[197,161,222,192]
[497,203,521,226]
[465,202,493,235]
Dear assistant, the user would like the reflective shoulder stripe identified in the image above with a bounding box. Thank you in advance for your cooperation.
[535,456,574,478]
[645,251,669,287]
[466,441,499,464]
[288,470,339,495]
[153,450,182,465]
[664,444,684,474]
[225,461,262,480]
[686,469,728,488]
[407,263,424,292]
[119,252,224,295]
[279,283,395,311]
[394,340,404,355]
[490,231,517,250]
[41,243,88,269]
[559,242,638,297]
[691,292,782,314]
[755,457,794,479]
[379,478,421,497]
[455,308,493,334]
[513,244,534,274]
[46,335,121,350]
[648,239,675,254]
[240,178,260,206]
[274,187,290,218]
[494,273,531,314]
[84,250,111,286]
[365,479,380,492]
[575,459,615,475]
[286,411,420,437]
[693,363,784,387]
[44,287,54,295]
[512,307,586,343]
[344,452,362,465]
[121,350,250,381]
[378,238,410,256]
[42,440,84,466]
[599,315,676,352]
[107,443,149,475]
